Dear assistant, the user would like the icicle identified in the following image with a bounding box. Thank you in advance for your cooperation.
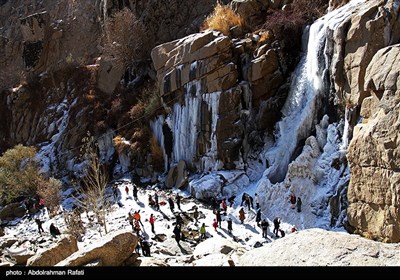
[340,106,350,151]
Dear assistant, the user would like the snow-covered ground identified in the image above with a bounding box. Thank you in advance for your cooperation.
[2,179,298,266]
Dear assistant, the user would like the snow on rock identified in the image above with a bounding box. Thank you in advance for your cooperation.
[238,228,400,266]
[193,236,243,257]
[192,253,231,266]
[56,230,137,266]
[27,236,78,266]
[189,171,249,200]
[135,257,169,267]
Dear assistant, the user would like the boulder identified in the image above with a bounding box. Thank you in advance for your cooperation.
[0,203,26,221]
[4,247,35,265]
[27,236,78,266]
[56,230,137,266]
[238,229,400,266]
[166,165,178,189]
[193,236,242,257]
[0,238,18,249]
[175,160,188,189]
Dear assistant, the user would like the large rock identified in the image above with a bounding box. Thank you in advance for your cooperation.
[56,230,137,266]
[331,0,400,105]
[238,229,400,266]
[151,31,235,96]
[347,44,400,243]
[193,236,243,257]
[27,236,78,266]
[0,203,26,221]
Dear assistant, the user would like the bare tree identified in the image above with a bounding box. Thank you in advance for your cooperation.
[63,209,85,241]
[74,132,110,235]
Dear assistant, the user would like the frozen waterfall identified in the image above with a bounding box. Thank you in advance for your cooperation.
[262,0,364,183]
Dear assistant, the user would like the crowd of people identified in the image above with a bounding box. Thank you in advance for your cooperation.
[26,181,303,258]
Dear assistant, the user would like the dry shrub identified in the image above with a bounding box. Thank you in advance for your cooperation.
[36,177,62,217]
[150,135,164,171]
[113,135,131,154]
[257,30,273,47]
[111,98,123,114]
[103,8,152,68]
[329,0,350,10]
[132,127,147,141]
[129,101,146,121]
[202,3,244,36]
[262,0,328,69]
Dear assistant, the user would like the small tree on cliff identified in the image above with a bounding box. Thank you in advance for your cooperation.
[74,132,110,235]
[103,8,152,69]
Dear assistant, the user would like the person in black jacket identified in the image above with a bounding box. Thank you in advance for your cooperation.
[173,224,181,246]
[50,223,61,237]
[273,217,281,237]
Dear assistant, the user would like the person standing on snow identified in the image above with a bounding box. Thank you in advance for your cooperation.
[254,193,260,209]
[200,223,207,240]
[168,196,175,213]
[241,193,247,206]
[154,193,159,210]
[228,195,236,207]
[149,213,155,234]
[125,186,129,197]
[221,199,227,213]
[261,219,269,238]
[227,218,233,234]
[132,184,138,201]
[273,217,281,237]
[176,194,181,211]
[216,209,222,228]
[49,223,61,237]
[256,208,261,226]
[173,224,182,246]
[239,207,246,224]
[193,207,199,224]
[212,218,218,231]
[297,197,302,212]
[35,218,44,234]
[290,192,296,209]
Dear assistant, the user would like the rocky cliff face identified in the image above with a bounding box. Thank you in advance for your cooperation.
[347,44,400,242]
[326,0,400,243]
[150,29,287,172]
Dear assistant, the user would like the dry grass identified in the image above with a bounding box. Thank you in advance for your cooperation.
[202,3,244,36]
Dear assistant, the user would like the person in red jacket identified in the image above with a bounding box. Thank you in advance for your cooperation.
[149,213,155,234]
[212,218,218,231]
